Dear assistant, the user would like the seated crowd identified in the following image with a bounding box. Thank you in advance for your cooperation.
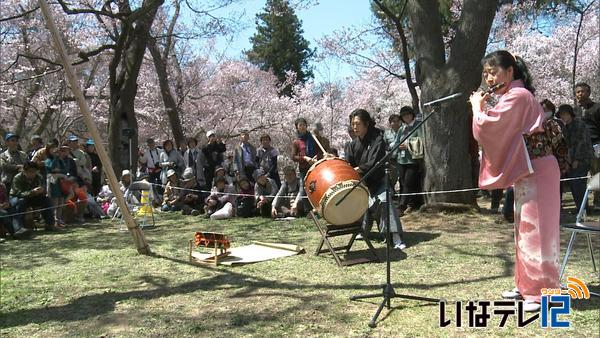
[3,83,596,240]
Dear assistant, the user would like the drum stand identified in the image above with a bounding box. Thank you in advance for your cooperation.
[349,162,438,328]
[339,93,462,327]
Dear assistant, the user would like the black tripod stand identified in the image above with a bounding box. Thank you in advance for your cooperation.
[339,93,462,327]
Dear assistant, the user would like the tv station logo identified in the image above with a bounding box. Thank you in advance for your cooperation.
[439,276,591,328]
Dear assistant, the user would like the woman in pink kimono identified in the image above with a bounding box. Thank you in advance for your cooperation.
[470,50,561,312]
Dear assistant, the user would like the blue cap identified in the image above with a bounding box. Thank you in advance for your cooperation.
[67,135,79,142]
[4,133,17,141]
[85,139,95,145]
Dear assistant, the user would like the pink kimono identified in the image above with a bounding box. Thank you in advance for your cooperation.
[472,80,560,302]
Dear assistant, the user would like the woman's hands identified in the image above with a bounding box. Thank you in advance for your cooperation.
[469,90,490,112]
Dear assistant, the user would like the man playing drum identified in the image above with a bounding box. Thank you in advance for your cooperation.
[346,109,407,250]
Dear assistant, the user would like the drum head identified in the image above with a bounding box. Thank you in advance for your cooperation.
[321,180,369,225]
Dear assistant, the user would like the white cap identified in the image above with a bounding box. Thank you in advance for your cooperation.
[121,169,131,178]
[206,130,216,138]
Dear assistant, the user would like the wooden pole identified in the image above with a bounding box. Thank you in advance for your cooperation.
[38,0,151,254]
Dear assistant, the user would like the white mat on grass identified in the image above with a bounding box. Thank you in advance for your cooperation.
[191,241,304,265]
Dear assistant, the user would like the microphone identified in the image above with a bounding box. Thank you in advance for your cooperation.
[422,92,463,107]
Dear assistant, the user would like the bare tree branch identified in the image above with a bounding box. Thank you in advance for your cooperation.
[0,6,40,22]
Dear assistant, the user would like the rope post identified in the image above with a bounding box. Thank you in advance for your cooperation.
[38,0,150,254]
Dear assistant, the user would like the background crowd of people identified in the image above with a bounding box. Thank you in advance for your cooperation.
[1,80,598,246]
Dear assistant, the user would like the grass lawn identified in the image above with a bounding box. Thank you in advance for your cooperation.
[1,198,599,337]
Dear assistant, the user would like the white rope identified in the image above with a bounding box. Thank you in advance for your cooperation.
[1,175,590,218]
[0,199,85,218]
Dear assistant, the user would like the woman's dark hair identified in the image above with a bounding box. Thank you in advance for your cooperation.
[259,133,271,142]
[388,114,401,123]
[187,137,198,147]
[540,99,556,114]
[557,104,575,117]
[23,161,38,171]
[349,109,375,128]
[162,139,173,149]
[399,106,415,117]
[294,117,307,128]
[482,50,535,94]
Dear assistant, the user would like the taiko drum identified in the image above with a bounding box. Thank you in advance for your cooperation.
[304,157,369,225]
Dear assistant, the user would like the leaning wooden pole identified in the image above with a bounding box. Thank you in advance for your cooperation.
[38,0,151,254]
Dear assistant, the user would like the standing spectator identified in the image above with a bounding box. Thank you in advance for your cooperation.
[558,104,594,213]
[183,137,208,193]
[256,133,280,187]
[202,130,226,189]
[575,82,600,208]
[383,113,402,194]
[138,138,163,187]
[254,169,278,217]
[0,133,29,192]
[271,166,305,218]
[341,126,355,160]
[233,130,258,183]
[85,139,103,197]
[396,106,424,213]
[28,135,44,160]
[312,122,331,155]
[67,135,92,186]
[291,118,319,179]
[159,139,185,185]
[46,145,71,226]
[10,161,56,231]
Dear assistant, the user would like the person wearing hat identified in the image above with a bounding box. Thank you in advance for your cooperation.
[159,139,185,186]
[84,139,103,196]
[44,145,73,226]
[254,169,278,217]
[202,130,226,189]
[204,175,236,220]
[271,165,305,218]
[180,167,202,216]
[233,130,258,184]
[162,169,183,212]
[0,133,29,193]
[67,135,92,186]
[212,166,233,187]
[395,106,424,215]
[559,103,594,214]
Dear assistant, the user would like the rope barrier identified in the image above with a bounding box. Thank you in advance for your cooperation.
[0,174,591,219]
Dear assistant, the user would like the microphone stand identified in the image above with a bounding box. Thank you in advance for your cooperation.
[340,92,462,328]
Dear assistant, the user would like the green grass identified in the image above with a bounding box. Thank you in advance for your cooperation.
[1,201,599,337]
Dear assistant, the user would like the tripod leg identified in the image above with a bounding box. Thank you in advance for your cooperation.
[350,292,383,301]
[368,297,387,328]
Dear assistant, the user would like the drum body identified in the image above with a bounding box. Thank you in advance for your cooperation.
[304,157,369,225]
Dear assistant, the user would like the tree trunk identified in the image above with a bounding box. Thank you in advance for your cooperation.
[407,0,498,205]
[108,0,164,175]
[147,38,185,148]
